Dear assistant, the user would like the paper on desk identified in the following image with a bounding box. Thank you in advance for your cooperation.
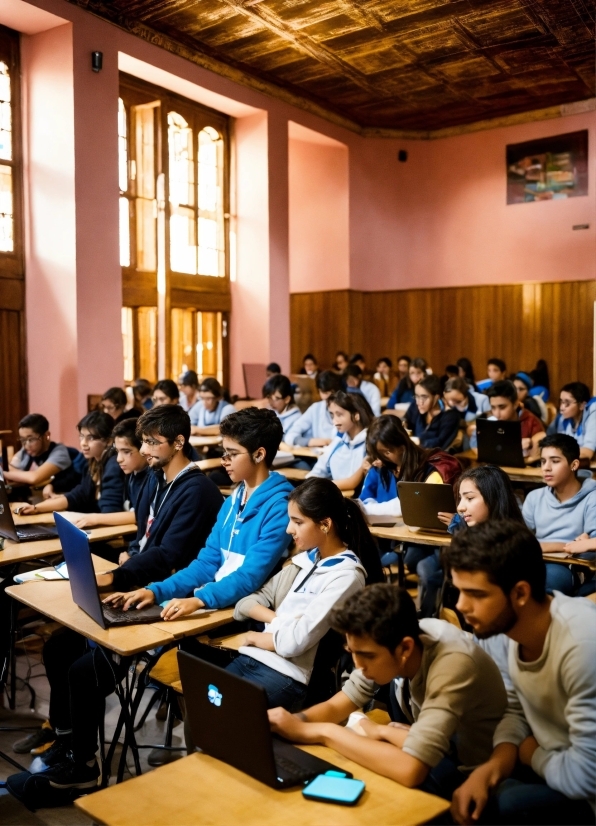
[14,562,68,583]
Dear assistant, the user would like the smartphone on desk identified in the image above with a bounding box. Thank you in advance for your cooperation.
[303,772,365,806]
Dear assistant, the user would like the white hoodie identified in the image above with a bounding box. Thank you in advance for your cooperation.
[234,549,366,685]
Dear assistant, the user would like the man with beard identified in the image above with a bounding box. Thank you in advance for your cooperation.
[445,520,596,826]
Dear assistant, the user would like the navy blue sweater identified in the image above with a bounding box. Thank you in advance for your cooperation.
[406,403,461,450]
[111,465,223,591]
[64,453,124,514]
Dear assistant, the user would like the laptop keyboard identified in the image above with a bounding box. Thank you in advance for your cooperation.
[274,755,313,783]
[16,528,55,542]
[102,606,147,624]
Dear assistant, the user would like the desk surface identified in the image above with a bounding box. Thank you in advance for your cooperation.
[370,522,450,548]
[189,435,222,448]
[75,749,449,826]
[277,467,309,481]
[0,524,138,567]
[279,442,323,460]
[6,560,235,657]
[455,451,545,483]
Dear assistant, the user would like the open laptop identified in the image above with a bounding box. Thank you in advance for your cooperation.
[179,651,351,789]
[397,482,456,534]
[53,512,164,628]
[476,418,525,468]
[0,480,58,542]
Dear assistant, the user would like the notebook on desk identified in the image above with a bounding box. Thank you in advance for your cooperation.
[476,419,525,468]
[0,480,58,542]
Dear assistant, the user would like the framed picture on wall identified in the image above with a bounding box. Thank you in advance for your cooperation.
[506,130,588,204]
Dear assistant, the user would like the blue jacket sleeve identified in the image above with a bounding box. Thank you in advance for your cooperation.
[387,387,399,410]
[64,471,97,513]
[359,467,379,502]
[98,455,126,513]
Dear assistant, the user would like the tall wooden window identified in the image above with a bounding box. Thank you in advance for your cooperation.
[119,75,230,387]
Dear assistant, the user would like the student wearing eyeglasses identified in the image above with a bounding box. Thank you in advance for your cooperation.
[190,377,236,436]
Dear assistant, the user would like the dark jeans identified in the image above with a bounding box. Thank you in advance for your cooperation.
[44,629,129,764]
[226,654,307,712]
[417,550,445,617]
[545,555,595,596]
[403,543,435,575]
[481,766,594,825]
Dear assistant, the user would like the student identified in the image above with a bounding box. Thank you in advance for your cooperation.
[470,380,545,463]
[230,478,384,709]
[373,357,395,397]
[132,378,153,410]
[386,357,428,410]
[405,374,461,450]
[307,391,373,491]
[9,406,224,796]
[16,412,124,518]
[284,370,342,447]
[477,358,508,393]
[189,377,236,435]
[511,373,545,423]
[110,407,293,616]
[269,584,507,799]
[444,377,490,424]
[457,357,477,389]
[57,418,149,536]
[3,414,79,498]
[396,354,411,382]
[445,520,596,826]
[151,379,180,406]
[547,381,596,462]
[344,364,382,416]
[300,353,318,379]
[349,353,368,376]
[262,374,301,438]
[100,387,139,423]
[177,370,200,414]
[334,351,349,372]
[266,362,281,377]
[522,434,596,596]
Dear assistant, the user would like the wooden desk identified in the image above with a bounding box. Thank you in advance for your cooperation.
[279,443,322,460]
[370,522,450,548]
[278,467,309,482]
[455,450,545,484]
[189,435,222,448]
[0,524,138,567]
[75,749,449,826]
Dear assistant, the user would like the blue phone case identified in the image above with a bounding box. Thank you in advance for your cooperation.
[302,773,365,806]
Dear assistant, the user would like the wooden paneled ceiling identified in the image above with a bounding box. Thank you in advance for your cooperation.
[71,0,594,133]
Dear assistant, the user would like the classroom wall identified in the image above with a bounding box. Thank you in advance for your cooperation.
[290,280,596,396]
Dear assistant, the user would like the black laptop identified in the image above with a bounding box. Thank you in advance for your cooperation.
[397,482,456,534]
[54,512,164,628]
[0,480,58,542]
[178,651,351,788]
[476,418,525,468]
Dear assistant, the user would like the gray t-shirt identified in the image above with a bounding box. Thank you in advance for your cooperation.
[12,442,72,473]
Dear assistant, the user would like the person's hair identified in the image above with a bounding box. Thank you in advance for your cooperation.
[112,418,142,450]
[200,377,223,399]
[302,353,317,365]
[487,380,518,403]
[366,415,436,483]
[444,377,470,396]
[560,382,591,405]
[344,364,363,381]
[456,357,476,385]
[266,362,281,374]
[18,413,50,436]
[136,404,190,444]
[290,479,383,584]
[334,351,349,365]
[133,378,153,399]
[376,357,392,368]
[153,379,179,401]
[513,372,533,390]
[316,370,343,394]
[349,353,365,364]
[417,374,441,397]
[539,433,580,465]
[77,411,114,440]
[530,359,549,391]
[445,520,546,602]
[219,407,283,468]
[456,466,524,522]
[445,364,459,375]
[330,584,420,651]
[101,387,127,408]
[327,390,374,429]
[488,358,507,373]
[179,370,199,389]
[410,357,428,373]
[263,373,294,401]
[397,355,411,365]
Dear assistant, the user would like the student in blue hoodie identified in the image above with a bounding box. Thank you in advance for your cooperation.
[523,434,596,595]
[547,382,596,462]
[112,406,294,618]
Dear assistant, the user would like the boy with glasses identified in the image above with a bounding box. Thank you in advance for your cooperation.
[548,382,596,463]
[190,377,236,436]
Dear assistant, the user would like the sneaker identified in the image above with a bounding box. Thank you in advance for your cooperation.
[29,739,71,774]
[40,754,100,790]
[13,724,56,755]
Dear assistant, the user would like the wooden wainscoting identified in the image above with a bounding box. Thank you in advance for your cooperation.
[290,281,595,394]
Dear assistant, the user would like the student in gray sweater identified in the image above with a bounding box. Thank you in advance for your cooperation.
[445,520,596,826]
[522,434,596,595]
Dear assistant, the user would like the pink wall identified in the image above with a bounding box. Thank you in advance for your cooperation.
[289,131,349,294]
[349,111,596,292]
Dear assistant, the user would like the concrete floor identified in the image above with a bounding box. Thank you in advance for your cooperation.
[0,640,184,825]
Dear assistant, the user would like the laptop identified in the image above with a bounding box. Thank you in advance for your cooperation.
[0,480,58,542]
[476,418,525,468]
[397,482,456,534]
[53,512,164,628]
[178,651,351,789]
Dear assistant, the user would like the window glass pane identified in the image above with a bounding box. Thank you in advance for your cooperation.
[136,105,156,200]
[137,306,157,384]
[119,196,130,267]
[0,61,11,162]
[171,308,195,379]
[0,165,13,252]
[170,205,196,274]
[168,111,194,207]
[197,311,223,384]
[198,127,224,277]
[118,98,128,193]
[136,197,156,272]
[121,307,134,382]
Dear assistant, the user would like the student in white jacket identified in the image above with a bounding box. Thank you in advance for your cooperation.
[307,391,374,492]
[231,477,384,710]
[263,374,301,438]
